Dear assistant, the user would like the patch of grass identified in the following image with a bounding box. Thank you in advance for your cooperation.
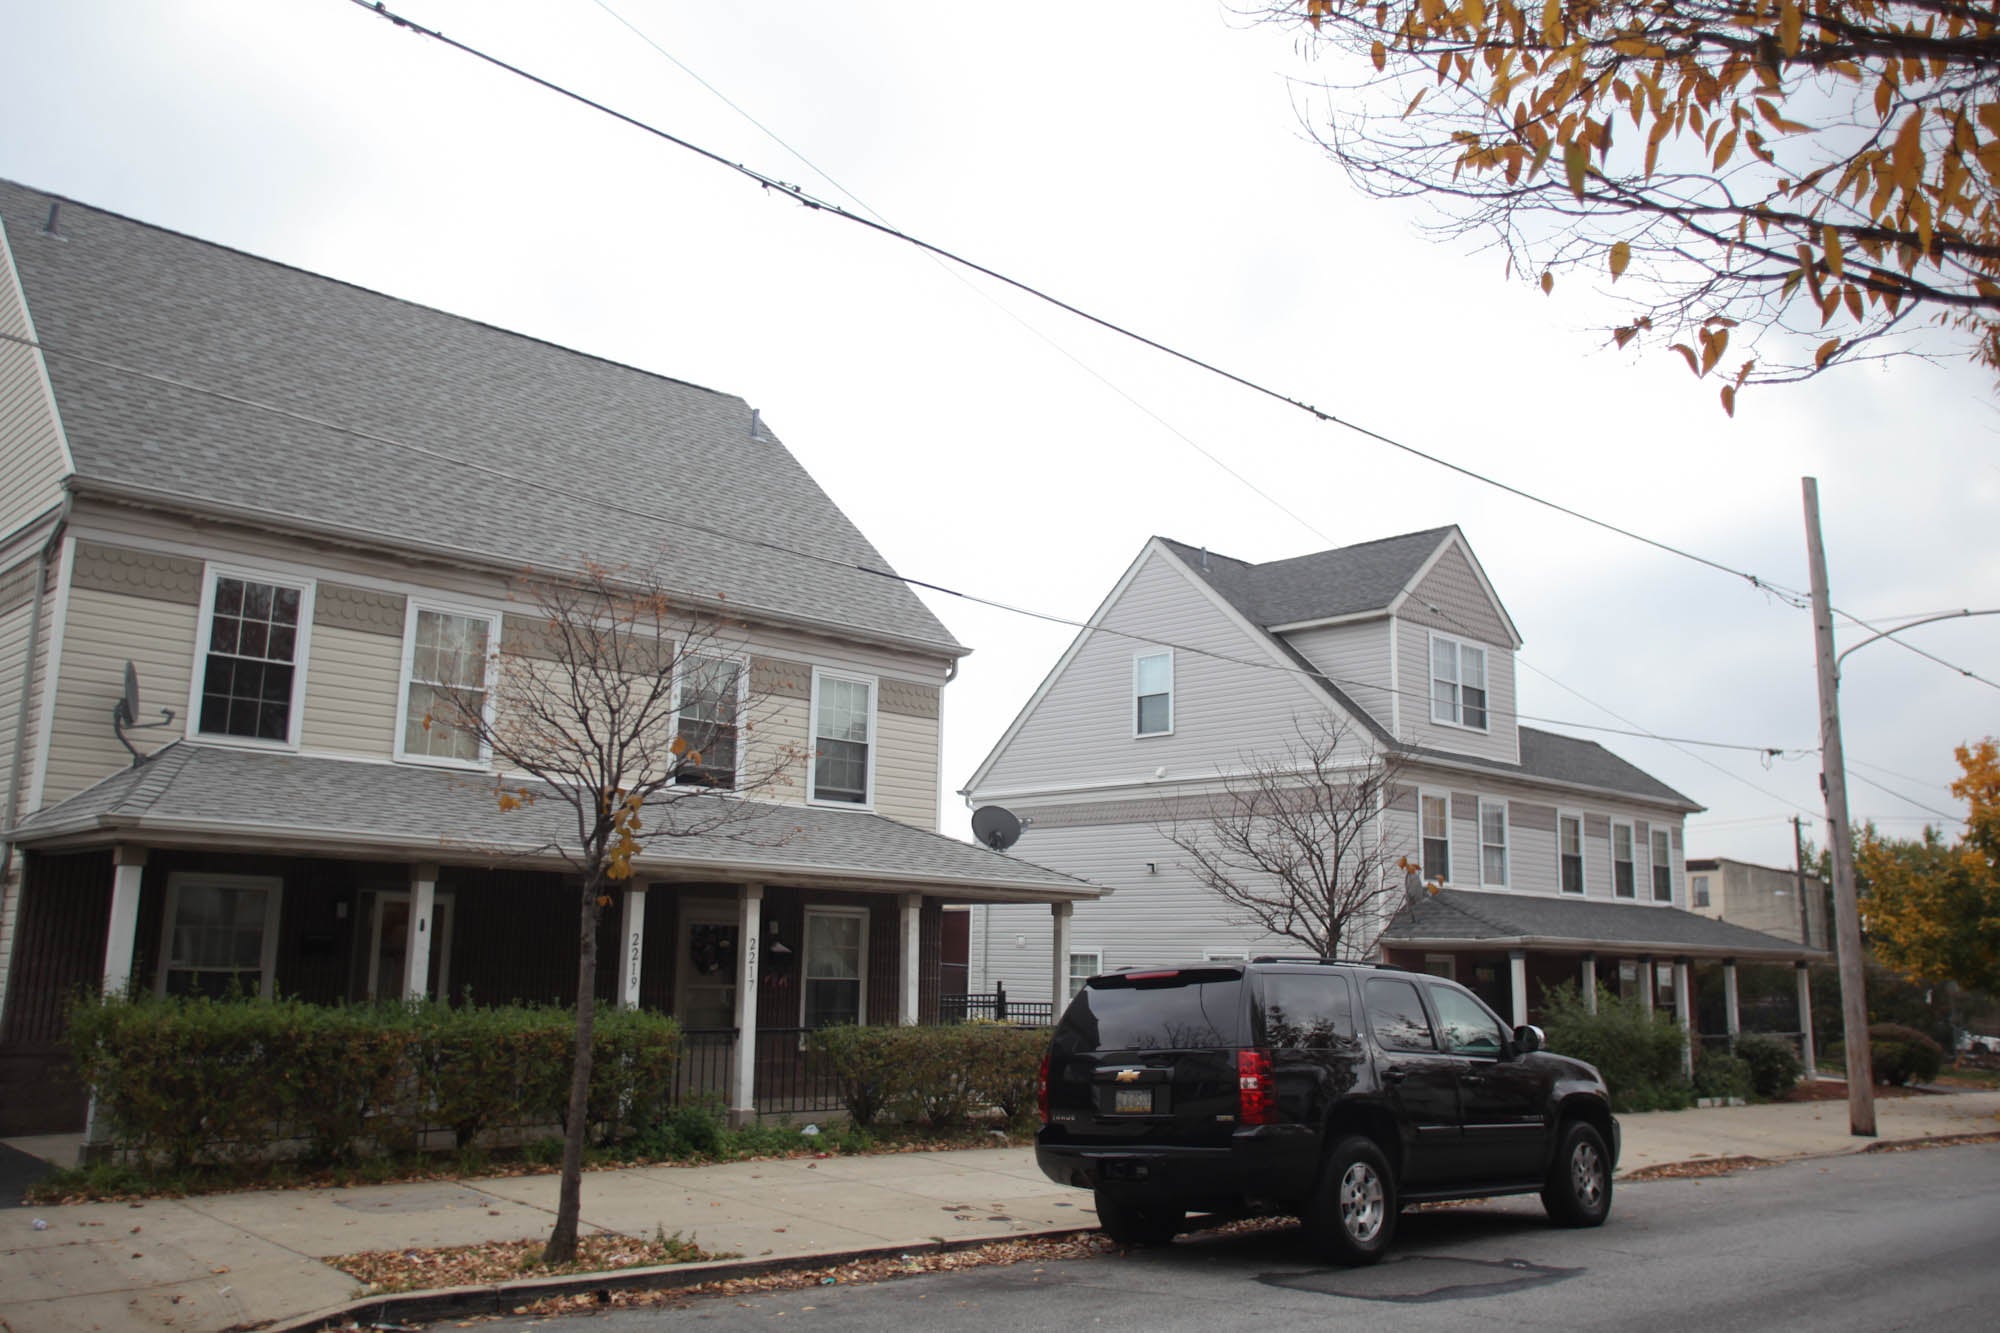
[1935,1063,2000,1089]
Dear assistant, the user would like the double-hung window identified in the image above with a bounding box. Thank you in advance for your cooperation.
[397,605,496,765]
[675,655,743,789]
[809,670,874,805]
[1558,813,1585,894]
[1650,828,1674,902]
[802,908,867,1027]
[1068,949,1102,1000]
[1134,651,1173,736]
[1420,792,1452,883]
[195,571,311,744]
[1693,874,1711,908]
[158,874,281,998]
[1612,822,1636,898]
[1429,633,1488,730]
[1479,799,1509,887]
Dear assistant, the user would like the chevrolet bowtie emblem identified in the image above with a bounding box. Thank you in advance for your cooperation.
[1115,1069,1140,1084]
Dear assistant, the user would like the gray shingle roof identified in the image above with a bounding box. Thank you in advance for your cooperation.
[0,179,959,654]
[1386,888,1820,959]
[8,743,1096,899]
[1159,528,1454,625]
[1407,727,1702,811]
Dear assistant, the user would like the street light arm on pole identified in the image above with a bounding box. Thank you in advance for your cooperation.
[1834,608,2000,677]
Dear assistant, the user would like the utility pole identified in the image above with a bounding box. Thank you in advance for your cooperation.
[1791,815,1814,947]
[1801,477,1875,1136]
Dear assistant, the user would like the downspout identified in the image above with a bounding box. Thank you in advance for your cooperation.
[2,498,69,885]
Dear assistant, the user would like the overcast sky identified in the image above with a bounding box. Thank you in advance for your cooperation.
[4,0,1993,869]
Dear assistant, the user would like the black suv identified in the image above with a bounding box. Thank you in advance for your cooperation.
[1035,959,1618,1264]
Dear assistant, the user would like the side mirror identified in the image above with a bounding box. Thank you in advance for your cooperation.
[1513,1024,1545,1054]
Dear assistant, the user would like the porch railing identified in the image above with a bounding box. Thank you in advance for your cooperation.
[938,984,1055,1028]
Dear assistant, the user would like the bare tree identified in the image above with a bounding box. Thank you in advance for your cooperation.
[421,561,799,1264]
[1160,717,1406,960]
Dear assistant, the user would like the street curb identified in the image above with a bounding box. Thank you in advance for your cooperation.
[267,1225,1103,1332]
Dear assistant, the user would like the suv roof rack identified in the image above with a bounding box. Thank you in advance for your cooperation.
[1247,956,1410,971]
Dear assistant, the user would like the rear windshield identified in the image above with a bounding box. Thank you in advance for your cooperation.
[1056,972,1246,1052]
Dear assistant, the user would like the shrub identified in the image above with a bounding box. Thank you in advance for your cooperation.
[807,1023,1049,1130]
[1732,1033,1804,1099]
[1692,1049,1752,1102]
[1538,983,1692,1113]
[1869,1022,1944,1086]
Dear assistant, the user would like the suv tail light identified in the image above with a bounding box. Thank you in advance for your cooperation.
[1237,1047,1275,1125]
[1037,1050,1051,1124]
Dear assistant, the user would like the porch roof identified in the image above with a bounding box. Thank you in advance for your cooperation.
[6,743,1103,903]
[1384,888,1825,963]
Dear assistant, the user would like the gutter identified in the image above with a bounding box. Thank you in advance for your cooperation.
[1,496,68,886]
[1386,931,1826,964]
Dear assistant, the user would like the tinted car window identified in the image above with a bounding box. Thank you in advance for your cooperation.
[1255,973,1355,1050]
[1058,974,1245,1051]
[1430,984,1507,1056]
[1364,977,1437,1051]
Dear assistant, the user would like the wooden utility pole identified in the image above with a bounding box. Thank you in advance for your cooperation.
[1801,477,1876,1136]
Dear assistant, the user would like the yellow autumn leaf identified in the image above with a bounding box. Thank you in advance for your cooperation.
[1609,240,1631,279]
[1815,337,1841,369]
[1823,224,1845,277]
[1562,139,1589,196]
[1372,40,1386,72]
[1720,384,1736,416]
[1779,0,1802,56]
[1540,270,1555,294]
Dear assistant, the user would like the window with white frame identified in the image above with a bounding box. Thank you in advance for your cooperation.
[397,606,496,764]
[802,908,867,1027]
[1612,822,1636,898]
[1429,633,1489,730]
[1134,651,1173,736]
[1068,949,1102,999]
[1693,874,1711,908]
[1558,813,1585,894]
[158,874,281,998]
[195,572,310,744]
[1420,792,1452,883]
[809,672,874,805]
[1651,828,1674,902]
[1479,799,1509,886]
[675,655,743,789]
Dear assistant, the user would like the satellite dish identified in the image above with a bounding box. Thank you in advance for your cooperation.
[110,660,176,766]
[117,661,141,726]
[971,805,1022,852]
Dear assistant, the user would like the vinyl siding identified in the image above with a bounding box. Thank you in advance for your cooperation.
[299,622,401,757]
[973,546,1349,799]
[0,571,53,1025]
[0,218,69,539]
[40,585,198,805]
[872,707,939,830]
[1281,618,1394,732]
[1400,543,1512,646]
[0,571,38,825]
[1395,617,1520,763]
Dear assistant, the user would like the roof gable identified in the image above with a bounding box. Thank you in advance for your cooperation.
[0,179,959,654]
[1158,528,1454,627]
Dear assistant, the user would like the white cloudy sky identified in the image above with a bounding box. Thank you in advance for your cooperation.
[4,0,1993,869]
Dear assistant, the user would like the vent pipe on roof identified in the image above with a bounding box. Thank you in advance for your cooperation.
[42,202,60,235]
[749,408,762,439]
[1200,546,1210,572]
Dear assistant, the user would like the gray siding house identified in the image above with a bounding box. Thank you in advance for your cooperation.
[963,529,1823,1052]
[0,179,1095,1134]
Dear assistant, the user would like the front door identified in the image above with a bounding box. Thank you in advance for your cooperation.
[365,891,454,1001]
[675,909,739,1031]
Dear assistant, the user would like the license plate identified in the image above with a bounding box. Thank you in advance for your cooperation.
[1113,1087,1155,1114]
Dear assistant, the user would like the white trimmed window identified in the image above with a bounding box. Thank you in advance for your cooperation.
[801,908,868,1027]
[675,655,744,789]
[157,873,281,998]
[809,670,875,806]
[1612,821,1636,898]
[192,570,313,746]
[1068,949,1102,999]
[1651,828,1674,902]
[1429,633,1489,731]
[1134,651,1173,736]
[1420,791,1452,884]
[396,605,497,765]
[1693,874,1711,908]
[1479,799,1509,887]
[1558,813,1585,895]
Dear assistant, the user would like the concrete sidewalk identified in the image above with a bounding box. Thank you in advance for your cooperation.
[4,1090,1996,1333]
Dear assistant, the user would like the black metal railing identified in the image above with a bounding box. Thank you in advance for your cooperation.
[748,1027,843,1114]
[938,982,1055,1028]
[672,1027,737,1105]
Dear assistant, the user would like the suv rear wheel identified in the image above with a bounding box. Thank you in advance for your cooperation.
[1541,1120,1612,1227]
[1093,1189,1183,1246]
[1309,1135,1396,1266]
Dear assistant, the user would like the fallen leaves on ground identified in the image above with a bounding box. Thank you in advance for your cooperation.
[1860,1132,2000,1154]
[331,1230,728,1294]
[1622,1155,1769,1182]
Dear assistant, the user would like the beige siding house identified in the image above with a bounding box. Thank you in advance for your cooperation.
[0,178,1094,1135]
[963,528,1824,1056]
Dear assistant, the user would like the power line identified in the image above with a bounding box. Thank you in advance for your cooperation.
[1844,769,1963,824]
[1830,605,2000,693]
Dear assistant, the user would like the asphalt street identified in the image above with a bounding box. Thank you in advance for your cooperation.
[474,1141,2000,1331]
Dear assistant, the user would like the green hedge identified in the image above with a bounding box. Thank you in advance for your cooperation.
[67,995,680,1166]
[807,1023,1046,1129]
[1732,1033,1804,1098]
[1828,1022,1945,1086]
[1539,983,1692,1112]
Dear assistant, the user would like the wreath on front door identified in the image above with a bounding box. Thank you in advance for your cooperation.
[689,924,735,976]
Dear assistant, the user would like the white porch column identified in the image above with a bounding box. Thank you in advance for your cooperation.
[1796,962,1817,1077]
[101,846,146,997]
[1508,949,1529,1027]
[1580,954,1598,1014]
[1050,901,1074,1009]
[1639,956,1656,1011]
[1675,958,1694,1079]
[404,863,437,1002]
[617,888,647,1010]
[730,884,763,1123]
[1723,959,1741,1047]
[899,893,922,1025]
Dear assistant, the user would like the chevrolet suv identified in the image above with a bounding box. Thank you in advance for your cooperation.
[1035,959,1618,1264]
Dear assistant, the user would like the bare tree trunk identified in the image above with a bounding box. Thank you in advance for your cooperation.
[543,871,604,1264]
